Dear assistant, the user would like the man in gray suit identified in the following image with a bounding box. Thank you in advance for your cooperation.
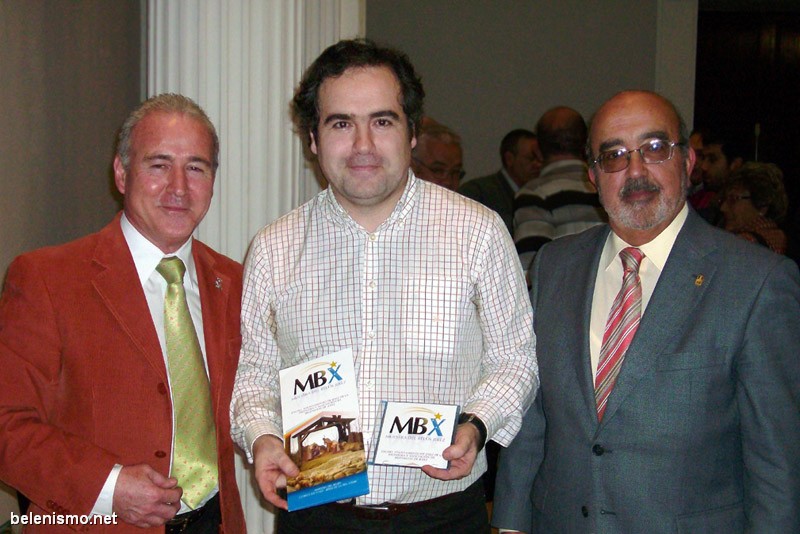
[492,90,800,533]
[460,129,542,235]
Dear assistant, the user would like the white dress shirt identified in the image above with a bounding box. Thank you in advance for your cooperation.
[91,214,213,515]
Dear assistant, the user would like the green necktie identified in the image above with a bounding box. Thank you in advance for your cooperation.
[156,257,218,509]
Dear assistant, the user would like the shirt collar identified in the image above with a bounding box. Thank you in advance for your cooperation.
[120,213,196,288]
[323,169,419,232]
[500,168,520,193]
[601,202,689,273]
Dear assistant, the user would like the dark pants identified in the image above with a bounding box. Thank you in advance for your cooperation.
[483,440,500,501]
[165,493,221,534]
[277,479,489,534]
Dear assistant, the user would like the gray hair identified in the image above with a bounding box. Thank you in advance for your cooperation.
[116,93,220,172]
[412,122,462,159]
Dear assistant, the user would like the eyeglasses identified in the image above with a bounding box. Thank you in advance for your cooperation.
[412,157,466,181]
[591,139,685,173]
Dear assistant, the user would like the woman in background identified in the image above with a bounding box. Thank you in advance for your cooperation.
[719,161,789,254]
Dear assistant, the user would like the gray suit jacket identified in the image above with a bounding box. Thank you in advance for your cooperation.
[493,209,800,533]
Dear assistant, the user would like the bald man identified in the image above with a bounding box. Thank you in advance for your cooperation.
[493,91,800,533]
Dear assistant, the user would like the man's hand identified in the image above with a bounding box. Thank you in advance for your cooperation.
[421,423,480,480]
[252,434,299,510]
[112,464,182,528]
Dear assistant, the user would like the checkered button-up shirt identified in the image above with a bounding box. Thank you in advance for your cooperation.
[231,173,537,504]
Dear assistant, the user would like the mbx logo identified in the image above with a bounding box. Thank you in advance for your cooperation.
[390,412,445,437]
[293,361,343,395]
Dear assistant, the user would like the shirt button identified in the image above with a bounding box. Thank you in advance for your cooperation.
[592,444,605,456]
[369,233,377,241]
[368,281,376,290]
[155,450,167,458]
[581,505,589,517]
[367,330,376,339]
[364,380,374,390]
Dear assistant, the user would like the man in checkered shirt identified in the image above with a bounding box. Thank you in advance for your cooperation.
[231,39,537,534]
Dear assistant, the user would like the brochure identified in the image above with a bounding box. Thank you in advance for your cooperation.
[370,401,460,469]
[278,348,369,511]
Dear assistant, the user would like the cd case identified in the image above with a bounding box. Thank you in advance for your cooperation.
[370,401,460,469]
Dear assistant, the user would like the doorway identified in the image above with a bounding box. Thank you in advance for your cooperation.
[694,5,800,235]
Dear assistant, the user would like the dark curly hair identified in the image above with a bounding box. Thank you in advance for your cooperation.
[291,39,424,146]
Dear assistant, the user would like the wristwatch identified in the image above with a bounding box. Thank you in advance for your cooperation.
[458,412,488,452]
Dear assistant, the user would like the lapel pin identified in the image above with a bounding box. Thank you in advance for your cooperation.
[215,278,223,290]
[694,274,704,287]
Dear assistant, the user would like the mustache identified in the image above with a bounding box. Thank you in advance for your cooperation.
[619,177,660,199]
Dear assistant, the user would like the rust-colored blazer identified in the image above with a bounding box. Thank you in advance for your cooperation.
[0,214,245,533]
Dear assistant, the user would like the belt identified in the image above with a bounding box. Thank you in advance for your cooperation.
[333,491,456,520]
[165,493,219,533]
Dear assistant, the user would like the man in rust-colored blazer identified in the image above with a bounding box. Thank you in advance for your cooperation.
[0,94,245,533]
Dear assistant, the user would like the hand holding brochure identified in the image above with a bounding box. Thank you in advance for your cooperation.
[278,349,369,511]
[370,401,460,469]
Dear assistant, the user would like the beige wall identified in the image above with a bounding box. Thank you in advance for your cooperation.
[366,0,697,179]
[0,0,142,277]
[0,0,699,272]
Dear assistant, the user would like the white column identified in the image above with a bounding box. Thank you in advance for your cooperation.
[147,1,363,532]
[148,0,364,262]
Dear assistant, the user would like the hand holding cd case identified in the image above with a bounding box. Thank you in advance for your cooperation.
[370,401,460,469]
[278,349,369,511]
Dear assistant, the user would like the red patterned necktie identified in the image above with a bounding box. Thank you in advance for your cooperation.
[595,247,645,421]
